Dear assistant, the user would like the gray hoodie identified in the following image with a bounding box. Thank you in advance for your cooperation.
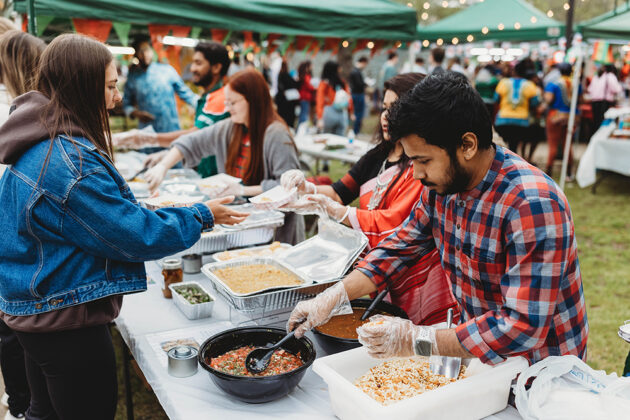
[0,91,87,165]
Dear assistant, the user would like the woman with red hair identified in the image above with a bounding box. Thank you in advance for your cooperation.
[145,69,305,244]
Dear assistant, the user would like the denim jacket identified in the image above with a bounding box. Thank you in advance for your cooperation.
[0,135,214,316]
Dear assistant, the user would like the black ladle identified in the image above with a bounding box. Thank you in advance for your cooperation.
[245,331,296,374]
[360,288,389,321]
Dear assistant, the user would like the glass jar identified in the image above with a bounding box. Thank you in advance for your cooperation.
[162,258,183,298]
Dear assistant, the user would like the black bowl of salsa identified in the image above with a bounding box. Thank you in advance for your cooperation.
[312,298,408,355]
[198,326,316,403]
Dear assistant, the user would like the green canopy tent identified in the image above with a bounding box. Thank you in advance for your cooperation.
[579,4,630,40]
[416,0,564,44]
[15,0,417,41]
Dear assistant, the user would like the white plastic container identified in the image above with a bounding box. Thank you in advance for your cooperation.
[249,186,297,210]
[169,281,215,320]
[312,346,528,420]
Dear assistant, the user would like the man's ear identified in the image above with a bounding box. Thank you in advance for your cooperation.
[211,62,223,76]
[460,132,478,161]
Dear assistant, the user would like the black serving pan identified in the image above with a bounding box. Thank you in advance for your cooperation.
[198,327,316,403]
[312,298,408,355]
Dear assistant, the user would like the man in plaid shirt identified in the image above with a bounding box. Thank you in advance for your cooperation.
[288,71,588,366]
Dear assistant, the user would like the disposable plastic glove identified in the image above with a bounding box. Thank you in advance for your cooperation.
[221,182,244,197]
[143,150,169,168]
[287,281,353,338]
[356,315,438,359]
[280,169,316,195]
[145,163,168,192]
[282,194,349,223]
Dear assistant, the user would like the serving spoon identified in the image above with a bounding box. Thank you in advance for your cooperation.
[360,288,389,321]
[245,331,296,374]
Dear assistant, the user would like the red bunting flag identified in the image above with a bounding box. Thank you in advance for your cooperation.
[72,18,113,43]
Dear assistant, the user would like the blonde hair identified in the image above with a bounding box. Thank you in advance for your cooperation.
[0,17,17,35]
[0,30,46,98]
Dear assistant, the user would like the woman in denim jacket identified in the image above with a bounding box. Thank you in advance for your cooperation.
[0,34,247,419]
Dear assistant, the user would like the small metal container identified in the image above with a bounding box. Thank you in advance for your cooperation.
[167,345,198,378]
[182,254,202,274]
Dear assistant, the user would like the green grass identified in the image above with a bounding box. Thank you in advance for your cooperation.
[563,174,630,375]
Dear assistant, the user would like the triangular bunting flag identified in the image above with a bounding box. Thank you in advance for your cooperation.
[36,15,55,37]
[112,22,131,46]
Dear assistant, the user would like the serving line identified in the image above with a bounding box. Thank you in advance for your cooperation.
[114,258,522,420]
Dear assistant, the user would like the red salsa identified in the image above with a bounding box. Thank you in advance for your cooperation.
[209,345,303,377]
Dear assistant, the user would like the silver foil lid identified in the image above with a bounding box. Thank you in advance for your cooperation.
[162,258,182,270]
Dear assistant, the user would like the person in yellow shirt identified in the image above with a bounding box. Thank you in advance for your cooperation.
[494,59,541,153]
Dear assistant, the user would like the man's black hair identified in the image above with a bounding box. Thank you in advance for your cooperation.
[387,71,493,157]
[431,47,445,64]
[194,41,231,77]
[388,51,398,60]
[557,62,572,76]
[131,35,151,55]
[357,56,368,63]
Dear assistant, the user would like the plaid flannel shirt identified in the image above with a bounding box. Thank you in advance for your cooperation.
[356,146,588,365]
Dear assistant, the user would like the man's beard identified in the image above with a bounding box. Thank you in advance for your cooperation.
[194,71,214,87]
[421,155,471,195]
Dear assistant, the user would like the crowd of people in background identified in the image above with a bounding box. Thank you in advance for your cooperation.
[108,36,629,185]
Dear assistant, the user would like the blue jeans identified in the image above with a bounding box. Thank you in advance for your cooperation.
[352,93,366,133]
[298,100,310,125]
[322,106,348,136]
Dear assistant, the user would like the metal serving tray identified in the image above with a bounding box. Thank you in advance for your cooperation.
[203,267,338,315]
[211,243,292,263]
[189,204,284,254]
[276,218,368,283]
[202,257,311,298]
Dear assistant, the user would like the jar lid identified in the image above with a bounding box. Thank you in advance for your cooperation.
[162,258,182,270]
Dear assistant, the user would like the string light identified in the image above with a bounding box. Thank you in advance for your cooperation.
[452,37,459,44]
[437,38,444,45]
[563,2,570,10]
[459,0,466,4]
[407,2,413,7]
[422,40,430,47]
[482,26,489,34]
[342,40,349,48]
[441,1,448,7]
[423,2,430,9]
[422,12,429,20]
[547,10,554,17]
[467,34,474,42]
[367,41,374,49]
[530,16,537,23]
[498,23,505,30]
[514,22,521,29]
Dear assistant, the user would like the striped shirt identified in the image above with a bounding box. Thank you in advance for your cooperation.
[356,146,588,365]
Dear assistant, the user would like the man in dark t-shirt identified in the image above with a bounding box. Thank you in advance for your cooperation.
[349,56,368,134]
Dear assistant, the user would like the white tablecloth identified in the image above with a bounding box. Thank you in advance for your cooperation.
[294,133,370,165]
[577,123,630,188]
[115,259,522,420]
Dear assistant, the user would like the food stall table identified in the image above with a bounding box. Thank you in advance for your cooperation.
[115,259,522,420]
[577,119,630,192]
[294,133,371,174]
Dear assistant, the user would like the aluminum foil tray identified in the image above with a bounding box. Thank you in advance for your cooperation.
[201,257,311,297]
[202,262,338,314]
[276,218,368,283]
[211,242,292,263]
[190,226,275,255]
